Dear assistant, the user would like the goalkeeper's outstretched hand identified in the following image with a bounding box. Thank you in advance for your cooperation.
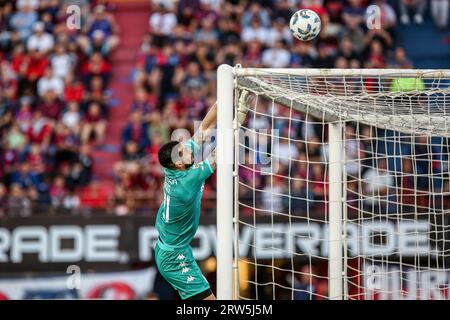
[237,90,252,125]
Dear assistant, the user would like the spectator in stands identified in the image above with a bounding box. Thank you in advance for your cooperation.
[149,2,177,37]
[26,143,45,175]
[284,177,314,214]
[110,185,131,216]
[262,40,291,68]
[17,0,39,11]
[10,2,38,40]
[310,163,327,206]
[342,0,366,29]
[276,130,300,166]
[74,143,93,187]
[79,4,119,53]
[241,17,267,44]
[64,74,85,103]
[242,2,270,28]
[85,76,109,115]
[362,157,395,211]
[193,15,219,46]
[27,109,52,148]
[6,122,26,152]
[243,40,263,67]
[338,36,360,63]
[291,42,316,68]
[398,157,420,213]
[51,43,74,80]
[0,59,18,102]
[294,265,317,300]
[388,47,413,69]
[262,176,284,214]
[217,17,240,46]
[36,89,64,121]
[399,0,427,24]
[121,110,151,154]
[175,61,206,95]
[7,183,31,217]
[20,48,49,93]
[266,17,294,46]
[62,101,81,135]
[62,187,81,214]
[313,44,335,68]
[431,0,450,30]
[50,175,66,209]
[79,179,109,209]
[54,123,80,168]
[365,39,386,68]
[273,0,295,22]
[80,30,109,57]
[37,67,64,98]
[363,27,393,53]
[27,21,54,54]
[81,52,111,88]
[344,125,363,178]
[81,102,106,145]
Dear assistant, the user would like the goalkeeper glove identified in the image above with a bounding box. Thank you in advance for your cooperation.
[237,90,251,125]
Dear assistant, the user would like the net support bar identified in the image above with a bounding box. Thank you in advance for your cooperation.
[217,64,234,299]
[234,67,450,78]
[328,122,344,299]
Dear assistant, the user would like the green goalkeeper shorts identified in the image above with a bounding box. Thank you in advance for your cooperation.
[155,240,211,300]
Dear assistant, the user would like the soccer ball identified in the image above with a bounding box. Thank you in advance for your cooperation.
[289,9,321,41]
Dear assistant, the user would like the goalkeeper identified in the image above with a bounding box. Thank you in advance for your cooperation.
[155,91,251,300]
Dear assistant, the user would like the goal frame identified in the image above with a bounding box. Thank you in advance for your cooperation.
[217,64,345,300]
[216,64,450,300]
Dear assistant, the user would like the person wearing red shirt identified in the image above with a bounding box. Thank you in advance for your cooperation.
[22,49,49,82]
[11,44,27,74]
[81,52,111,87]
[64,75,85,103]
[79,180,109,209]
[26,143,46,174]
[27,110,53,148]
[81,102,106,145]
[35,90,64,121]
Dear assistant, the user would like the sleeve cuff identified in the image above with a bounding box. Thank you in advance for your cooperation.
[205,159,214,174]
[186,138,200,154]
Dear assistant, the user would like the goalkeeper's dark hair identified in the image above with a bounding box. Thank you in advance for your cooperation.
[158,141,180,169]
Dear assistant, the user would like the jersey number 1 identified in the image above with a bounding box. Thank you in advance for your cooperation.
[163,194,170,222]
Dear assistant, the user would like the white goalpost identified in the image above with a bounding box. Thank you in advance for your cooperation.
[217,64,234,299]
[217,65,450,300]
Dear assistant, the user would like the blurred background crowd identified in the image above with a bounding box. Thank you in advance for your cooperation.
[0,0,450,219]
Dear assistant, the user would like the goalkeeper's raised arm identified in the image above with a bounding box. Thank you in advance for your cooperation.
[194,91,251,170]
[191,102,217,147]
[192,90,251,148]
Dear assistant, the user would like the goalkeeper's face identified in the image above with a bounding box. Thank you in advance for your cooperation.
[158,141,194,170]
[174,144,194,170]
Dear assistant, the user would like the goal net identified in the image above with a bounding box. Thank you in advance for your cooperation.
[216,66,450,300]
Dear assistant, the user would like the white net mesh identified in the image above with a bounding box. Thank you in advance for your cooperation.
[233,68,450,300]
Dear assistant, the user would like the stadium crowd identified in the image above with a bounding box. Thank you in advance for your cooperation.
[1,0,450,218]
[112,0,450,217]
[0,0,118,216]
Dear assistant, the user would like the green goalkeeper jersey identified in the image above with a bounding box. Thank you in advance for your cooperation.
[155,139,214,248]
